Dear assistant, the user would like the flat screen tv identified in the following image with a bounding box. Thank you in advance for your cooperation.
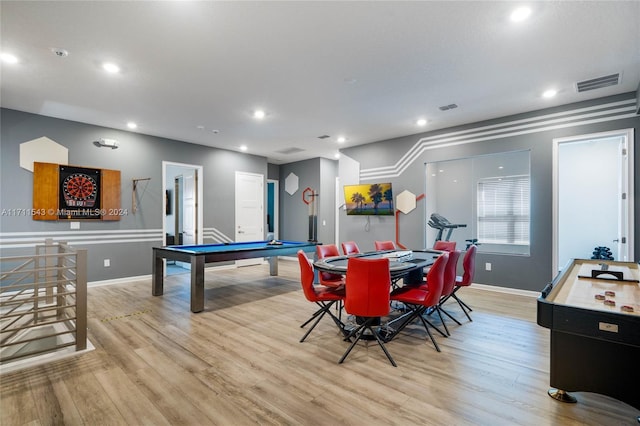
[343,183,394,215]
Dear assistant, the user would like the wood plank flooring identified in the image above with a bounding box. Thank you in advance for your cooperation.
[1,260,638,425]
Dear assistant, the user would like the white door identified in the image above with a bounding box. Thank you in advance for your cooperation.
[235,172,264,266]
[553,129,634,272]
[182,170,197,246]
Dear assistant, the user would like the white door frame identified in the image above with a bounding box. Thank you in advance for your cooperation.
[335,176,341,246]
[162,161,204,246]
[552,128,634,273]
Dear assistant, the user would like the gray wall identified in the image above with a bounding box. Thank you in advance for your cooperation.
[339,92,640,291]
[3,92,639,291]
[1,108,268,281]
[278,158,337,246]
[278,159,320,243]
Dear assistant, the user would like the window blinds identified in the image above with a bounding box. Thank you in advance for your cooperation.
[477,175,530,245]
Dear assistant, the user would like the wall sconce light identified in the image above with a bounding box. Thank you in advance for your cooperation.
[93,138,119,149]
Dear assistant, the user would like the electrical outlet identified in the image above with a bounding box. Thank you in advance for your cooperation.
[104,259,111,267]
[485,262,492,271]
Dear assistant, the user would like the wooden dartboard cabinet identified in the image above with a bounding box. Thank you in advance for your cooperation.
[33,162,121,221]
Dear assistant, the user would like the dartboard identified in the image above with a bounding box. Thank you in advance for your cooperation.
[62,173,97,206]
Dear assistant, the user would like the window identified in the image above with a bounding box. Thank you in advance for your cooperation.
[477,175,530,245]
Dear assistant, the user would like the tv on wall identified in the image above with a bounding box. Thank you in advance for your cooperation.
[343,182,394,215]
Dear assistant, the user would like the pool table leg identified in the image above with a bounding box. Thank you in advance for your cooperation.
[191,255,205,313]
[152,252,164,296]
[269,256,278,276]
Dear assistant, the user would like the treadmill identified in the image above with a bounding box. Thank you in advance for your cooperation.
[428,213,467,244]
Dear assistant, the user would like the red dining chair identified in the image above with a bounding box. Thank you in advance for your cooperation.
[341,241,361,255]
[297,251,346,342]
[339,257,396,367]
[433,241,456,252]
[388,252,449,352]
[422,241,456,283]
[447,244,477,322]
[316,244,345,288]
[374,240,396,251]
[434,250,462,335]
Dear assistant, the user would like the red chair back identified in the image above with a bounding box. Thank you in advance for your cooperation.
[433,241,456,252]
[422,252,449,306]
[341,241,361,255]
[316,244,343,286]
[374,240,396,251]
[297,251,319,302]
[458,245,477,287]
[317,244,340,259]
[344,257,391,317]
[441,250,461,297]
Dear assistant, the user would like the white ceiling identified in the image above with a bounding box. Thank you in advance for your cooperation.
[1,1,639,164]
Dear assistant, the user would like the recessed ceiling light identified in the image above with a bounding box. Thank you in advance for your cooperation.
[416,118,427,126]
[253,110,266,119]
[498,166,504,169]
[103,62,120,73]
[510,6,531,22]
[334,152,341,159]
[337,136,346,143]
[196,125,205,130]
[127,121,137,129]
[542,89,557,98]
[1,53,18,64]
[240,145,248,152]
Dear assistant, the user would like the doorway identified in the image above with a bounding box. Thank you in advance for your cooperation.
[267,179,279,240]
[553,129,634,273]
[163,162,204,271]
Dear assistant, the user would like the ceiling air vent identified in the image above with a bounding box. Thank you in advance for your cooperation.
[438,104,458,111]
[317,135,330,139]
[576,73,621,93]
[275,147,305,155]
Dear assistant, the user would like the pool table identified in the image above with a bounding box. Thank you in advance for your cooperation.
[152,240,319,313]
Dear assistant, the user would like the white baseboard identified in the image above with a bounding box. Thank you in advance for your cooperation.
[471,283,539,298]
[87,262,262,287]
[89,275,152,287]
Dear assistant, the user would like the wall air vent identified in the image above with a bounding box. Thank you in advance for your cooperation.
[576,73,621,93]
[275,147,305,155]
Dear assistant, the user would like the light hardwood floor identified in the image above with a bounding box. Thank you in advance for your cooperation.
[1,260,638,425]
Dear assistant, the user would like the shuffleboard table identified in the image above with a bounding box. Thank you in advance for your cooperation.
[537,258,640,413]
[152,240,319,313]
